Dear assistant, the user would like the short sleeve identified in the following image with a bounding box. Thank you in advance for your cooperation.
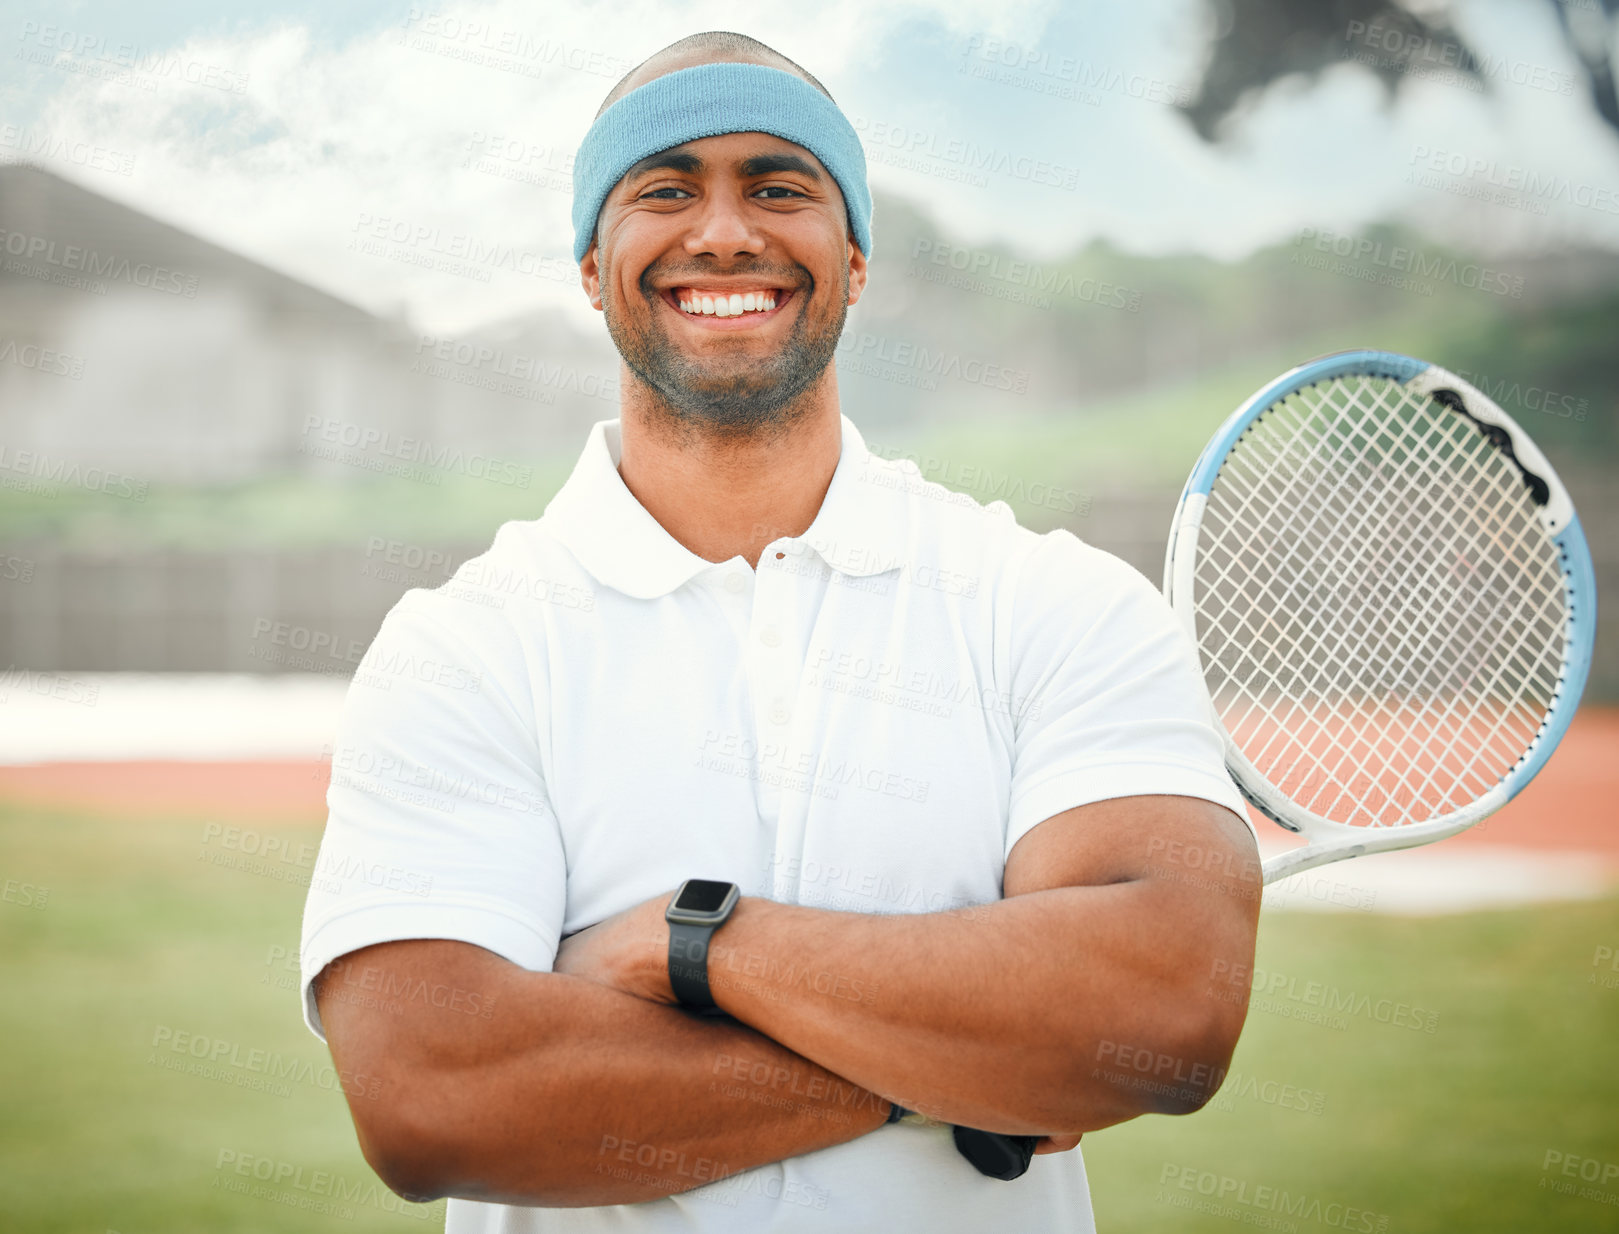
[298,593,566,1041]
[1003,529,1252,860]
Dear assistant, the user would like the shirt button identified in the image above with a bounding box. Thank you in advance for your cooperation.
[724,572,746,594]
[759,627,781,648]
[770,699,791,725]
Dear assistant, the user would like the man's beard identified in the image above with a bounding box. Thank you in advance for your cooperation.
[601,259,847,442]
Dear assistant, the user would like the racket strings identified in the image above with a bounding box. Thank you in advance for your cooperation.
[1194,375,1567,828]
[1211,403,1560,822]
[1211,385,1560,822]
[1218,390,1558,797]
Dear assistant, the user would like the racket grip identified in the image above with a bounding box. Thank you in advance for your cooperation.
[951,1126,1038,1180]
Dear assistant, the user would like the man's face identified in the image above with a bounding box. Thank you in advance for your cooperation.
[582,129,868,439]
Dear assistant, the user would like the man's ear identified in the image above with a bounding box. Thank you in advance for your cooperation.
[579,238,603,311]
[846,236,868,307]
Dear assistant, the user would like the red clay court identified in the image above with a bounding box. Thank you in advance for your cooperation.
[1,707,1613,857]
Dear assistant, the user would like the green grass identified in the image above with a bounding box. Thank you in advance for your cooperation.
[0,802,447,1233]
[2,800,1617,1231]
[1085,898,1619,1233]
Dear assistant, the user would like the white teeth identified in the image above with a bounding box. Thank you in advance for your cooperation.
[676,291,781,316]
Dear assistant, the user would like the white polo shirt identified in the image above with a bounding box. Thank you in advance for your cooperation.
[299,412,1250,1234]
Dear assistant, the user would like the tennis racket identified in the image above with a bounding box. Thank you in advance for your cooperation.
[960,348,1596,1181]
[1162,348,1597,883]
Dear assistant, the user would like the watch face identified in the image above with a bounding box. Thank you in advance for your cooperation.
[675,879,735,915]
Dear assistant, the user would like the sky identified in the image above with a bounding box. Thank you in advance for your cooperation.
[2,0,1616,334]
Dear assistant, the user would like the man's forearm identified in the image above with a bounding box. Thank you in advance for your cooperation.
[316,941,891,1206]
[702,878,1247,1134]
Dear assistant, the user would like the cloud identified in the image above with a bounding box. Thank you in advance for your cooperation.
[16,0,1619,334]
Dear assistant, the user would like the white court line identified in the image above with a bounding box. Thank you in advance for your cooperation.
[1257,840,1618,915]
[0,672,348,762]
[1,674,1613,915]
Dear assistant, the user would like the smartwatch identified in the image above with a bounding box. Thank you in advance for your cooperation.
[665,879,741,1009]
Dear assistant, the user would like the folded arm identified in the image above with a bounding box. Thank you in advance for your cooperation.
[313,940,891,1206]
[559,793,1261,1136]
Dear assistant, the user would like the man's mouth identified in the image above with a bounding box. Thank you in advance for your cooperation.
[661,286,793,324]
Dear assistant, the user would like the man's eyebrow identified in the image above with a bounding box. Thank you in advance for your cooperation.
[738,152,822,181]
[625,149,704,180]
[622,149,823,183]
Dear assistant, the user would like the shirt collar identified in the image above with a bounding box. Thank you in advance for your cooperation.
[543,414,909,600]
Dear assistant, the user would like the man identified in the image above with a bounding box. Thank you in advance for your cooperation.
[300,29,1261,1232]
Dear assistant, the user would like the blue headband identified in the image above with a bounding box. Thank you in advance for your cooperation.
[571,61,872,264]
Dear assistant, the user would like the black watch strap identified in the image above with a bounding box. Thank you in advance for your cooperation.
[668,920,718,1008]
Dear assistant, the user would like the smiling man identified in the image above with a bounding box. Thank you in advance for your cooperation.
[300,29,1261,1234]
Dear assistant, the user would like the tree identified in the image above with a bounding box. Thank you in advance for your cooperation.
[1183,0,1619,140]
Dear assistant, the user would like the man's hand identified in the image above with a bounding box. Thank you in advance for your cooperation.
[552,889,679,1005]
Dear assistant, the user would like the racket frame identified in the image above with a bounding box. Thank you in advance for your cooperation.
[1163,350,1598,884]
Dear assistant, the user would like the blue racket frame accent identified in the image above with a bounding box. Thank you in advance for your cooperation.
[1507,511,1598,799]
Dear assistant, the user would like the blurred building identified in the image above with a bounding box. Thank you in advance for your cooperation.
[0,164,617,483]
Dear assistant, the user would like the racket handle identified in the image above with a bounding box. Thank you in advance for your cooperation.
[951,1126,1038,1180]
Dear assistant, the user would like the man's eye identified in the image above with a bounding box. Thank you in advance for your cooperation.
[756,186,803,198]
[642,188,690,199]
